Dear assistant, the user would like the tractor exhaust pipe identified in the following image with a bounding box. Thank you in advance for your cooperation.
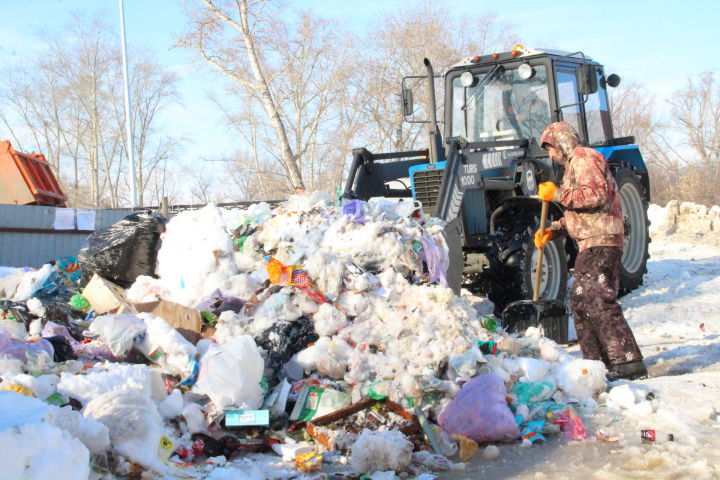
[423,58,442,164]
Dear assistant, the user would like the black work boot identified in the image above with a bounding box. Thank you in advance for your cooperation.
[606,360,648,381]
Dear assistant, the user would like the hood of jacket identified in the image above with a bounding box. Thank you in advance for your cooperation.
[539,121,581,165]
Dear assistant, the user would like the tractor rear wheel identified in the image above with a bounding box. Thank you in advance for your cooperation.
[614,167,650,295]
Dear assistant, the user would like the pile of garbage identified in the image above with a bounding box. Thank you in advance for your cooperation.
[1,193,618,479]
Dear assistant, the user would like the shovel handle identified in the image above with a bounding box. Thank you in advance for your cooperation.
[533,200,550,302]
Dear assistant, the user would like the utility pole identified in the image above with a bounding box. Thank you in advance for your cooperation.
[118,0,138,207]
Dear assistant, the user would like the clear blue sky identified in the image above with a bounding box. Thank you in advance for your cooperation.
[1,0,717,165]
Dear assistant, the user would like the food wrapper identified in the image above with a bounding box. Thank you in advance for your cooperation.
[451,433,479,461]
[295,451,323,472]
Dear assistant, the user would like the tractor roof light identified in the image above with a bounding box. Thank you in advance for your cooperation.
[511,44,525,57]
[491,53,500,60]
[471,55,481,63]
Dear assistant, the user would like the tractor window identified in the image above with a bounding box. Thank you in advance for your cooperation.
[450,64,551,148]
[585,70,612,145]
[556,71,583,138]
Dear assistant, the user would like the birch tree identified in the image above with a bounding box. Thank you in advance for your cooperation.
[180,0,306,191]
[666,72,720,205]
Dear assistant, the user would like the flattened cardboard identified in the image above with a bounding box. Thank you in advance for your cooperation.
[134,300,203,344]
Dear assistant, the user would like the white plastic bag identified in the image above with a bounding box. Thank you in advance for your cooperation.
[83,389,165,471]
[134,313,197,381]
[88,314,146,356]
[192,335,264,410]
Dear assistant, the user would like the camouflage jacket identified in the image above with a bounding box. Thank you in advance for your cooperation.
[550,146,624,251]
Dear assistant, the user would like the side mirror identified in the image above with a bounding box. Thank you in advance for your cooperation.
[401,87,414,117]
[606,73,621,88]
[578,65,598,95]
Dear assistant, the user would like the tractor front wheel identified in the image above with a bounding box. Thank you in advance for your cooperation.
[484,219,568,316]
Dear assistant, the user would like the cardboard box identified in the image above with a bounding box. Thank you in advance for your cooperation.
[82,274,134,314]
[289,385,351,422]
[82,274,207,344]
[134,300,203,344]
[224,409,270,428]
[201,325,216,340]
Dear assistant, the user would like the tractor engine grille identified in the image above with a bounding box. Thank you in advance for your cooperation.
[412,167,444,214]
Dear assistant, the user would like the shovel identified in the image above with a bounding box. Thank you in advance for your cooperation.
[501,199,569,343]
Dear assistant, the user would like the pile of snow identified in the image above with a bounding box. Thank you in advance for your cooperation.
[0,391,109,480]
[649,200,720,244]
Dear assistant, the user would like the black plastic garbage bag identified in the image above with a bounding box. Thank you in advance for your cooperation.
[1,301,37,330]
[77,212,166,288]
[44,335,77,362]
[41,301,87,341]
[255,317,318,376]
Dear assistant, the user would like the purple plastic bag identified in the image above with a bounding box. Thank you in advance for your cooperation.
[438,373,520,443]
[0,329,54,362]
[342,200,367,224]
[419,236,448,287]
[194,288,245,316]
[41,322,116,361]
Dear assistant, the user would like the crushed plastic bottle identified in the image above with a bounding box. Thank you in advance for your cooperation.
[577,407,614,428]
[431,424,458,457]
[481,315,498,331]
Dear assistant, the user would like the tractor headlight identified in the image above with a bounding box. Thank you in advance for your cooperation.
[518,63,535,80]
[460,71,477,88]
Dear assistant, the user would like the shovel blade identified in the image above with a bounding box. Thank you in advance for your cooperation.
[501,299,569,344]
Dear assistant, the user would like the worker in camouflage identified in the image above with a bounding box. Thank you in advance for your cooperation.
[535,121,647,381]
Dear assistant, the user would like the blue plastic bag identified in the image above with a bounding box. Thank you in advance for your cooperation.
[342,200,367,224]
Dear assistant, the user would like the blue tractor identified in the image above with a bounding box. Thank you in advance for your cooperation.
[343,46,650,317]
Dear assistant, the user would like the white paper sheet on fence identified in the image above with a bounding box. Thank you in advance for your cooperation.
[53,208,76,230]
[76,209,96,231]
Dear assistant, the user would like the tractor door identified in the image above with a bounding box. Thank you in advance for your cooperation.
[583,67,614,145]
[554,63,614,146]
[554,63,587,142]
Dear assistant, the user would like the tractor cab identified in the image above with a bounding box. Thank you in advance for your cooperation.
[442,46,618,154]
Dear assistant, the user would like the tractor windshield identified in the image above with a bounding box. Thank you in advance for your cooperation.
[451,64,551,148]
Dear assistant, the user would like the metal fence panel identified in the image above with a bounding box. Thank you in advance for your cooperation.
[0,205,136,268]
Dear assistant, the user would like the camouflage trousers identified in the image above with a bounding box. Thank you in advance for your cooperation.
[571,246,643,366]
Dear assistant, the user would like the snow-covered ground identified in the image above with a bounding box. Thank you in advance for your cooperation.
[449,206,720,479]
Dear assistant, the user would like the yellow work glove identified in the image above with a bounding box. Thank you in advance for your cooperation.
[534,228,553,249]
[538,182,557,202]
